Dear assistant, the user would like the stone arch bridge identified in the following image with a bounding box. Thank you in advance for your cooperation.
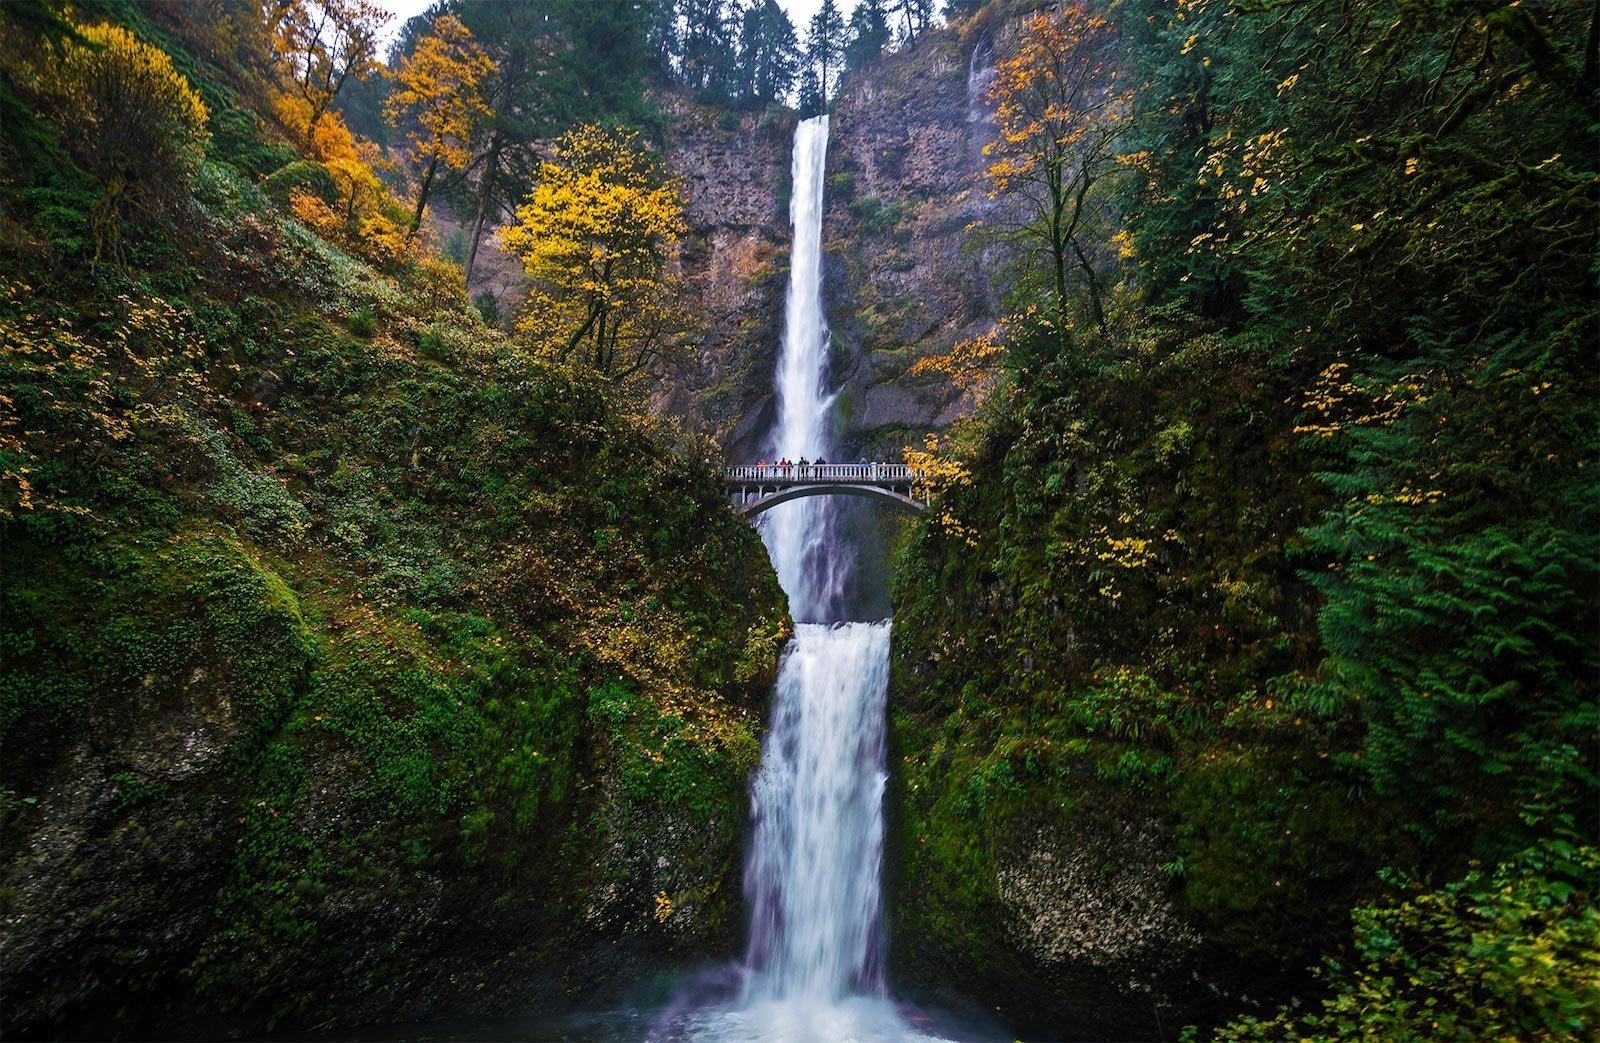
[725,463,924,518]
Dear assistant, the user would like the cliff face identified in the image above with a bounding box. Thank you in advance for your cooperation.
[820,22,1010,458]
[655,96,797,459]
[449,44,1001,465]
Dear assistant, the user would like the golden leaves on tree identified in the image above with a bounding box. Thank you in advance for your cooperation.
[499,126,694,387]
[383,14,497,237]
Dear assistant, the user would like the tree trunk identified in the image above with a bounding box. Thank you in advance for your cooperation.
[1072,238,1106,333]
[1048,165,1071,355]
[464,136,503,285]
[408,156,440,240]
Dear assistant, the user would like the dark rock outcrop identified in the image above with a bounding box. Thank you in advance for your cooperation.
[655,96,796,460]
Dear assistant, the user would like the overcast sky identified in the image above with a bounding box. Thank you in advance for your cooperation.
[375,0,862,48]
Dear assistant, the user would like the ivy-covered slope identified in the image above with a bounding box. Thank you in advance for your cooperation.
[0,6,786,1038]
[884,0,1598,1039]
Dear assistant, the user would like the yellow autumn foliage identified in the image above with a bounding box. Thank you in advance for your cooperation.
[384,15,496,176]
[26,20,210,258]
[904,434,979,546]
[500,125,692,383]
[273,93,361,164]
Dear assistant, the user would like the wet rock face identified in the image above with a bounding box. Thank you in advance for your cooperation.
[996,820,1199,974]
[647,29,1015,463]
[884,741,1215,1043]
[821,25,1013,458]
[0,525,784,1039]
[655,95,795,460]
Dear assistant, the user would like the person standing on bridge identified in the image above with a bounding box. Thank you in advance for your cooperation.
[758,458,768,477]
[797,456,809,479]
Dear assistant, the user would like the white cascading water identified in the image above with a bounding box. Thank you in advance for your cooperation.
[666,116,941,1043]
[744,112,900,1031]
[761,115,848,624]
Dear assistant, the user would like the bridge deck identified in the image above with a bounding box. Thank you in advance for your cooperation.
[724,463,923,518]
[726,463,915,486]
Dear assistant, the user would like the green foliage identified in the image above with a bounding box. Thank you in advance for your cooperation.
[0,3,790,1034]
[1209,829,1600,1042]
[346,304,377,337]
[260,159,340,208]
[472,290,499,326]
[889,0,1597,1034]
[853,194,909,238]
[22,18,211,260]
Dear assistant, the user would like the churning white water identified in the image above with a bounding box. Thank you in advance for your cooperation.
[742,621,891,1003]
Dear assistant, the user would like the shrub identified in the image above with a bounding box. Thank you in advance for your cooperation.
[347,306,377,338]
[1207,832,1600,1042]
[30,22,210,259]
[473,291,499,326]
[416,324,452,362]
[260,160,339,209]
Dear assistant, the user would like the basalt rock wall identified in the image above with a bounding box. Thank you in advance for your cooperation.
[819,15,1017,459]
[655,96,797,460]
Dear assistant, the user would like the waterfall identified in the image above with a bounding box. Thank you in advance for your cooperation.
[658,115,946,1043]
[745,112,893,1009]
[761,115,847,624]
[966,38,995,126]
[966,39,998,173]
[743,621,892,1003]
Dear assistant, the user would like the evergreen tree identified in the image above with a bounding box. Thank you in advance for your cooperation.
[845,0,891,72]
[796,59,824,117]
[803,0,846,111]
[891,0,934,47]
[647,0,681,80]
[680,0,739,98]
[737,0,799,107]
[452,0,654,283]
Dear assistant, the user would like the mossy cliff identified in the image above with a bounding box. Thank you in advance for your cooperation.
[819,11,1020,459]
[883,340,1390,1039]
[0,6,787,1038]
[880,0,1598,1037]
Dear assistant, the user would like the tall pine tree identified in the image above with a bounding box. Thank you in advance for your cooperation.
[845,0,891,72]
[802,0,846,114]
[737,0,799,107]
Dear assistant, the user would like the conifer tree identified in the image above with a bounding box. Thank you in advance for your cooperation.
[803,0,846,111]
[680,0,739,98]
[737,0,799,107]
[891,0,934,47]
[845,0,891,72]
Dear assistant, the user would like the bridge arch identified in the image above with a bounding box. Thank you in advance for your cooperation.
[736,482,924,519]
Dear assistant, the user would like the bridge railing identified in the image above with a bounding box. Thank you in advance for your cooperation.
[726,462,915,483]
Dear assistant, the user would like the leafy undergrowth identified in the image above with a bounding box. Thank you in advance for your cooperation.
[886,1,1596,1038]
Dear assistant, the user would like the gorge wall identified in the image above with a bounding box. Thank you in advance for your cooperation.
[655,96,796,458]
[647,21,1012,462]
[819,20,1010,459]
